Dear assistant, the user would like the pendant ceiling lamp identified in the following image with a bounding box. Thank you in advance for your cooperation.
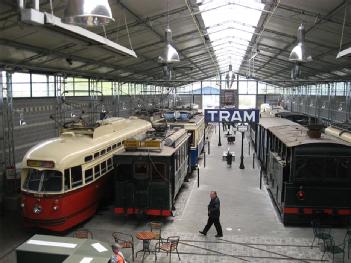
[158,0,180,65]
[289,24,312,63]
[63,0,115,27]
[158,27,180,64]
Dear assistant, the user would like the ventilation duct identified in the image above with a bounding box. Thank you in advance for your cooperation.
[158,27,180,64]
[63,0,115,27]
[289,24,312,63]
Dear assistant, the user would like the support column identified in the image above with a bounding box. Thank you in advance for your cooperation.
[0,72,4,208]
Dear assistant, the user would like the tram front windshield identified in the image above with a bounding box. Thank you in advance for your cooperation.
[295,156,351,182]
[23,169,62,192]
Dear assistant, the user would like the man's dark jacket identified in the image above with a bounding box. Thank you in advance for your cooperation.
[208,197,220,218]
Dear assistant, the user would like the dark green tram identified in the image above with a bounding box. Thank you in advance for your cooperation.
[256,117,351,225]
[113,128,190,216]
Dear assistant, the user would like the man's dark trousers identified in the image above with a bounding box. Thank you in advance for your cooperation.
[203,216,223,235]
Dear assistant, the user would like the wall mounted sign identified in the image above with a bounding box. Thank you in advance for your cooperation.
[205,109,259,123]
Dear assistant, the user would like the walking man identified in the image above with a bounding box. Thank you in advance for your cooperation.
[199,191,223,237]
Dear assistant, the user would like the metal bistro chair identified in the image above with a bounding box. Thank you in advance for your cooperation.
[154,236,180,263]
[112,232,135,262]
[149,221,162,242]
[310,219,332,248]
[322,236,346,263]
[73,229,93,239]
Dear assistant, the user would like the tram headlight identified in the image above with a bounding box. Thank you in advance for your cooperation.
[296,186,305,201]
[52,199,60,211]
[33,204,42,214]
[21,197,26,208]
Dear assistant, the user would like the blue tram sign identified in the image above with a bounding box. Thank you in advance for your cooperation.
[204,109,259,123]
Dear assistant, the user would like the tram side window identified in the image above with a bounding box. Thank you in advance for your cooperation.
[178,150,181,167]
[94,165,101,178]
[84,155,93,162]
[85,169,93,183]
[107,158,113,169]
[71,166,83,188]
[94,152,99,159]
[101,161,107,174]
[112,144,117,150]
[64,169,71,190]
[152,163,166,182]
[189,131,195,147]
[175,152,178,171]
[183,144,186,161]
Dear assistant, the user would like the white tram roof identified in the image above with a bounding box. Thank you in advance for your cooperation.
[22,117,152,170]
[259,117,297,129]
[168,114,204,130]
[260,118,350,147]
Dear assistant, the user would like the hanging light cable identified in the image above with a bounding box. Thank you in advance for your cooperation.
[289,23,312,62]
[158,0,180,64]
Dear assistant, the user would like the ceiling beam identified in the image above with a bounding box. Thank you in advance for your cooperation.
[254,1,347,77]
[117,1,209,78]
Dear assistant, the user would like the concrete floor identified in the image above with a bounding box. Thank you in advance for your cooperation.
[0,123,350,263]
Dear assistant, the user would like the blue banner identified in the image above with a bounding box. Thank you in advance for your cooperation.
[205,109,259,123]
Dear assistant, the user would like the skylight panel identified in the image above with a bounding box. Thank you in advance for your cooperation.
[198,0,264,72]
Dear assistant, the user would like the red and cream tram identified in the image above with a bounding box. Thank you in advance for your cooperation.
[21,117,151,231]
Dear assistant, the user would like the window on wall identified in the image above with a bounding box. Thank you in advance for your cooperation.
[257,82,267,94]
[102,81,112,95]
[31,74,48,97]
[74,78,89,96]
[63,77,74,96]
[336,82,346,96]
[238,80,256,94]
[12,73,31,97]
[48,76,56,96]
[266,84,275,94]
[239,95,256,109]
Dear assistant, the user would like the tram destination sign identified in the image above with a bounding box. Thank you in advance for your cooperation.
[205,109,259,123]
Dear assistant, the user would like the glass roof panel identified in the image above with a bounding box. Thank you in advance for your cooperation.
[197,0,264,72]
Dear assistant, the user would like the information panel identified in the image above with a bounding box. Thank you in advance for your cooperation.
[205,109,259,123]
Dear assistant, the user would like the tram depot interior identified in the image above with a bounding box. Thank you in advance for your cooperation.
[1,0,351,262]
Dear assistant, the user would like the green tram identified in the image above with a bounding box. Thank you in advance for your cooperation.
[256,117,351,225]
[113,128,190,216]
